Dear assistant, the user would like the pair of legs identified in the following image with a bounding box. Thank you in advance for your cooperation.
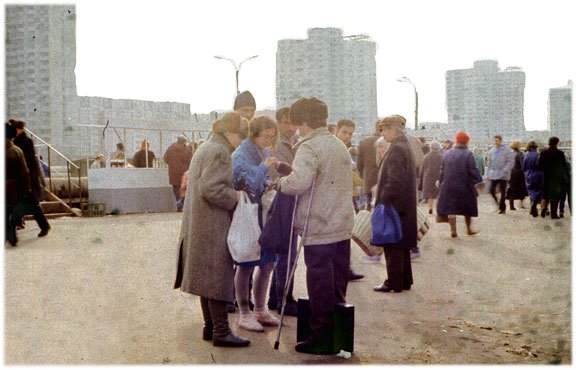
[8,198,51,245]
[199,296,249,347]
[375,247,412,292]
[448,216,478,237]
[489,180,508,213]
[268,235,298,315]
[297,239,350,354]
[427,198,436,214]
[235,262,279,331]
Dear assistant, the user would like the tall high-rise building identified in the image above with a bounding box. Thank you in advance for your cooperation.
[548,80,572,142]
[276,28,377,134]
[446,60,525,144]
[5,5,78,155]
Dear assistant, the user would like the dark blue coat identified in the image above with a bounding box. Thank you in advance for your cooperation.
[521,149,543,201]
[436,145,483,217]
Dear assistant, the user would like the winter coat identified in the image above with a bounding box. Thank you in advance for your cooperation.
[522,149,543,202]
[279,127,354,246]
[173,133,238,302]
[375,134,417,250]
[132,149,156,168]
[163,142,193,185]
[506,150,529,200]
[419,150,443,199]
[487,145,514,181]
[5,139,31,207]
[13,132,44,201]
[356,135,379,193]
[436,144,483,217]
[537,146,570,201]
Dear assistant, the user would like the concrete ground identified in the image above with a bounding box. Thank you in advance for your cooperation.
[3,193,571,365]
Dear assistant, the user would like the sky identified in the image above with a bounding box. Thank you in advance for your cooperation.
[53,0,576,131]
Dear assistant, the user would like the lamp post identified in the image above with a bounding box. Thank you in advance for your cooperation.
[214,55,259,95]
[397,76,419,131]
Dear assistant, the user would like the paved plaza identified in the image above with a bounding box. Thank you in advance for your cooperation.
[4,193,571,365]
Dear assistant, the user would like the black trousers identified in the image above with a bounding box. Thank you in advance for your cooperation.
[11,198,50,231]
[489,179,508,211]
[383,247,413,291]
[303,239,350,341]
[268,232,297,307]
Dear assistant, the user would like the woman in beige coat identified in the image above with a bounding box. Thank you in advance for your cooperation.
[173,112,250,348]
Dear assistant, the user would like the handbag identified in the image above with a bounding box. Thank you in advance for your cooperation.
[370,203,403,245]
[351,210,383,256]
[416,207,431,241]
[227,191,261,263]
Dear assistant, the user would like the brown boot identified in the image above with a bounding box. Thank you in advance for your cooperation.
[449,216,457,237]
[209,299,250,348]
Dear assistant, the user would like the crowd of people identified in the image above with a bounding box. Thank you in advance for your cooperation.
[5,90,571,356]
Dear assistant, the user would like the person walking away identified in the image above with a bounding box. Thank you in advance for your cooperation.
[279,98,354,355]
[486,135,514,214]
[436,131,484,237]
[163,135,193,208]
[9,119,51,237]
[231,115,281,333]
[506,140,529,210]
[537,136,570,219]
[173,112,250,348]
[419,141,443,215]
[521,140,544,217]
[267,107,299,317]
[5,123,31,246]
[372,115,417,294]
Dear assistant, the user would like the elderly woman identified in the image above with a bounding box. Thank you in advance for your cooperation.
[436,131,484,237]
[173,112,250,348]
[231,115,281,332]
[521,140,544,217]
[373,115,417,293]
[506,140,529,210]
[419,141,443,214]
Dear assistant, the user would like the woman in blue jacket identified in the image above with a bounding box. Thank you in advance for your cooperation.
[231,115,280,332]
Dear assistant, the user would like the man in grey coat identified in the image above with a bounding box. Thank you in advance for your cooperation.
[279,97,354,355]
[487,135,515,214]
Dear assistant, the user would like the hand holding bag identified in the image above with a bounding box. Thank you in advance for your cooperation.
[227,191,261,263]
[370,203,403,245]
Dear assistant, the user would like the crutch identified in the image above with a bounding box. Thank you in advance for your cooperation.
[274,176,316,350]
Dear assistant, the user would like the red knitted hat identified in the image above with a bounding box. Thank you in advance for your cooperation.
[454,131,470,145]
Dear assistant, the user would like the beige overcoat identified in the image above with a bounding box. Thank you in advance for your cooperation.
[173,133,238,302]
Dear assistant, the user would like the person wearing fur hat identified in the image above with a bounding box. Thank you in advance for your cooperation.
[233,90,256,121]
[436,131,485,237]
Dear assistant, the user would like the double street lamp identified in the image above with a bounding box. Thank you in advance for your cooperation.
[397,76,419,131]
[214,55,259,95]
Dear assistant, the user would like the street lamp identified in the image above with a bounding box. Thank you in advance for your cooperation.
[397,76,419,131]
[214,55,259,95]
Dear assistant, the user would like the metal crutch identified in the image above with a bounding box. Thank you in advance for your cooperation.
[274,176,315,350]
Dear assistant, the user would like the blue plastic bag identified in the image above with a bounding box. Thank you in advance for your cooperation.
[370,204,403,245]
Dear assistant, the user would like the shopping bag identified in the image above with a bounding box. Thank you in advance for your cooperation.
[227,191,261,263]
[370,204,402,245]
[351,210,383,256]
[416,207,432,241]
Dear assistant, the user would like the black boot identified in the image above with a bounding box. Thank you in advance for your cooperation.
[509,199,516,211]
[210,299,250,348]
[199,297,214,341]
[530,202,538,217]
[202,321,213,341]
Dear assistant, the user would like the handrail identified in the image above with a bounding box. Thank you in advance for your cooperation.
[25,128,80,169]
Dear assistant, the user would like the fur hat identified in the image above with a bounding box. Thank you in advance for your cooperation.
[377,115,406,128]
[233,91,256,110]
[454,131,471,145]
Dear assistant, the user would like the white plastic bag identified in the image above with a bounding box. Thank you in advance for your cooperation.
[227,191,261,263]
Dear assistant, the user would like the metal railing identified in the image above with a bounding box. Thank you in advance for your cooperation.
[26,128,85,207]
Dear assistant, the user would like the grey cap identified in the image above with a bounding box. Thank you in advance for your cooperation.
[177,135,187,144]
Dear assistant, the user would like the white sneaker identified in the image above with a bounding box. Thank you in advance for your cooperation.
[254,310,280,326]
[362,254,382,264]
[238,313,265,332]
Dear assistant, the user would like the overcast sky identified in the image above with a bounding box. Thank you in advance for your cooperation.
[69,0,576,132]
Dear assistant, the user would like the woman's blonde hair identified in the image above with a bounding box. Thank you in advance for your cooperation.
[510,140,522,151]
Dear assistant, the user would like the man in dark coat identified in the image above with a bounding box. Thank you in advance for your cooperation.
[537,136,570,219]
[5,123,31,246]
[10,119,51,237]
[163,135,193,207]
[373,115,417,293]
[356,127,380,211]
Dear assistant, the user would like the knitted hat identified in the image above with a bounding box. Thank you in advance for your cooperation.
[454,131,471,145]
[233,91,256,110]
